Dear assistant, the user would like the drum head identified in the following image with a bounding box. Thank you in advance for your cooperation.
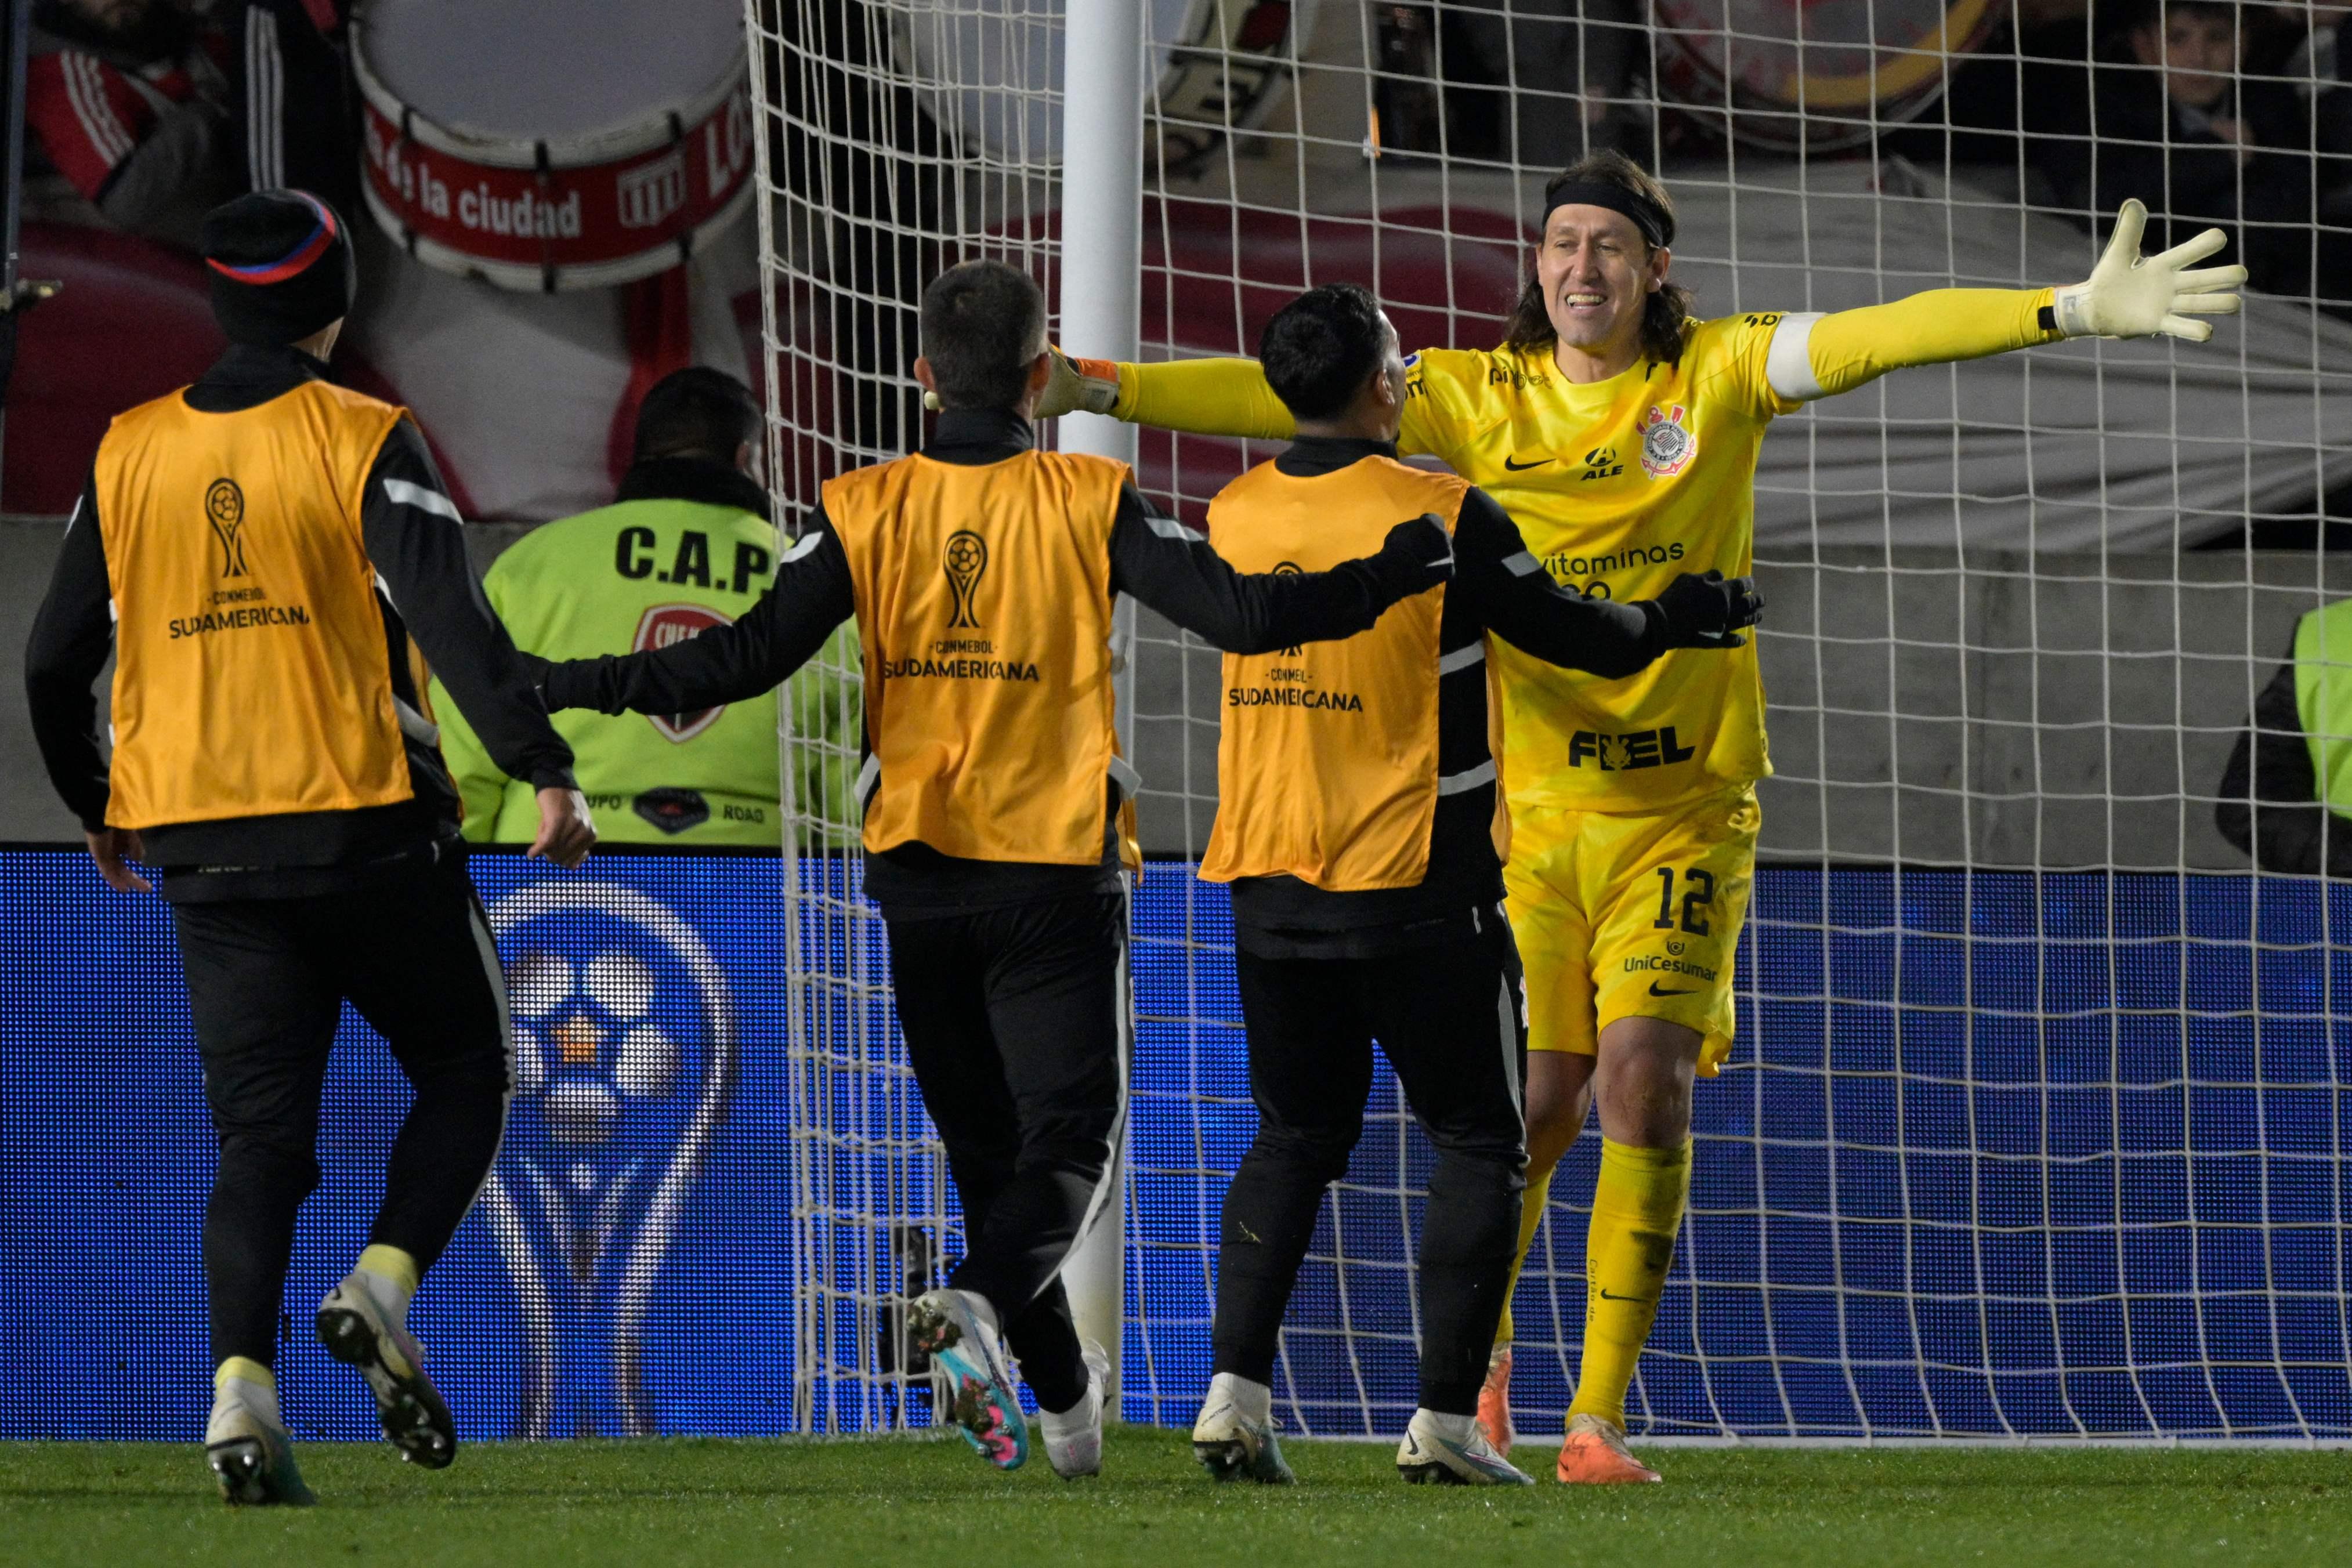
[1655,0,1998,151]
[354,0,754,290]
[360,0,744,148]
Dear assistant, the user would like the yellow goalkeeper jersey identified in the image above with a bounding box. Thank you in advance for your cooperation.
[1117,286,2058,815]
[1396,316,1792,812]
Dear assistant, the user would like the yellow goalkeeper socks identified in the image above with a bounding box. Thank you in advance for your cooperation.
[1493,1164,1555,1350]
[356,1243,421,1320]
[1569,1138,1691,1431]
[213,1357,278,1423]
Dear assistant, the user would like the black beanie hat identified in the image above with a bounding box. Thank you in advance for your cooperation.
[201,190,357,348]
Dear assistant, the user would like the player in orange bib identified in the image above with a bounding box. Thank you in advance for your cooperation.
[1039,150,2248,1482]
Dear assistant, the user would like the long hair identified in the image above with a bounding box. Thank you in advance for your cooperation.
[1501,150,1696,369]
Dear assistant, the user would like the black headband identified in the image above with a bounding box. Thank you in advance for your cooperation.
[1541,181,1671,249]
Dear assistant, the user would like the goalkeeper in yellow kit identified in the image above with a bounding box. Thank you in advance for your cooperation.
[1028,150,2246,1483]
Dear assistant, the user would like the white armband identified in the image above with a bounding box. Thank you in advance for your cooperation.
[1763,312,1826,403]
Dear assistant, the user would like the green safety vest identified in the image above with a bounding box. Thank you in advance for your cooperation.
[432,495,786,847]
[2293,598,2352,818]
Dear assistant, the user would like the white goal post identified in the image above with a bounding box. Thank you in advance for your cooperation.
[752,0,2352,1442]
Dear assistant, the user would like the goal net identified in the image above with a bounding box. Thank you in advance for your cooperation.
[752,0,2352,1440]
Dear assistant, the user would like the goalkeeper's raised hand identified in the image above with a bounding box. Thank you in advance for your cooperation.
[2051,200,2248,342]
[922,347,1121,416]
[1653,570,1763,649]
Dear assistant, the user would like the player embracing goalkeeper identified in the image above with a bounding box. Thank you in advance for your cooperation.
[1051,150,2246,1483]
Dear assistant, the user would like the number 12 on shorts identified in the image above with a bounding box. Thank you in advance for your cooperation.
[1652,866,1714,936]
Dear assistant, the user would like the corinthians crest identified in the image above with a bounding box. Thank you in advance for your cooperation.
[1638,403,1697,480]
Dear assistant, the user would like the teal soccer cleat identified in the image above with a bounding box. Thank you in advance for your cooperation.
[908,1287,1029,1471]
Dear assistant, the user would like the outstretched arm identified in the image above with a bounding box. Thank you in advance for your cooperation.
[1109,483,1448,654]
[363,422,577,794]
[1767,200,2248,404]
[951,350,1295,441]
[542,511,854,715]
[1456,491,1760,678]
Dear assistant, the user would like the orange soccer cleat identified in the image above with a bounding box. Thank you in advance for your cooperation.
[1554,1413,1662,1484]
[1475,1346,1515,1456]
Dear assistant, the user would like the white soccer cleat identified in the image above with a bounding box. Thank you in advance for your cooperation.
[1396,1407,1535,1486]
[1038,1339,1110,1480]
[1191,1372,1294,1484]
[907,1287,1029,1470]
[205,1398,314,1507]
[316,1272,455,1468]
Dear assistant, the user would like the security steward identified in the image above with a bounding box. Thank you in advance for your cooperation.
[435,367,790,846]
[537,259,1452,1476]
[24,190,595,1507]
[1184,284,1759,1487]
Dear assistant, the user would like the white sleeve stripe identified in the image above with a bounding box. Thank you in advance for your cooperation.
[1436,641,1486,675]
[1764,312,1828,403]
[383,477,464,522]
[63,495,82,535]
[1142,510,1201,541]
[1436,759,1499,796]
[64,57,133,167]
[82,57,134,164]
[779,531,824,563]
[63,60,111,165]
[247,13,284,189]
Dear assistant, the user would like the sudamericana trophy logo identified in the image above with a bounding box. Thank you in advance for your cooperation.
[943,529,989,629]
[205,478,249,577]
[479,882,736,1437]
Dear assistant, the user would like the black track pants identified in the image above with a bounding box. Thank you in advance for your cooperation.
[173,853,511,1369]
[886,889,1128,1414]
[1213,907,1528,1416]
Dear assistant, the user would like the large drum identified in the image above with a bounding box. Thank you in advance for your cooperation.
[1655,0,2002,153]
[354,0,756,290]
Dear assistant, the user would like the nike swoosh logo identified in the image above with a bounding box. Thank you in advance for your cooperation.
[1501,455,1552,471]
[1597,1288,1652,1303]
[1648,982,1699,997]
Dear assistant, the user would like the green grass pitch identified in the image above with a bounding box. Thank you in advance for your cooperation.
[4,1429,2346,1567]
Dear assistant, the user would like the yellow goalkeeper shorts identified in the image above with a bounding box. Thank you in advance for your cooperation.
[1504,785,1760,1075]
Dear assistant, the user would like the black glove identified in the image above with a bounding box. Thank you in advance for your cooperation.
[1652,570,1763,648]
[1366,513,1454,600]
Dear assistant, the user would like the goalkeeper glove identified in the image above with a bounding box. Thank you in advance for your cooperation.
[922,347,1122,417]
[1653,570,1763,649]
[2051,200,2248,342]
